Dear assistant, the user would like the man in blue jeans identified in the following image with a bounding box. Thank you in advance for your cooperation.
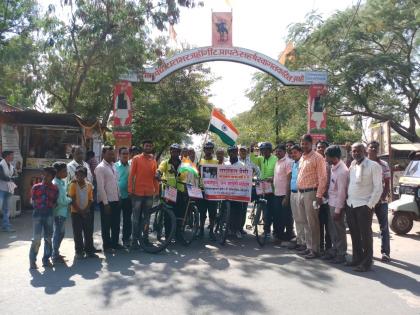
[29,167,59,269]
[0,151,17,232]
[368,141,391,262]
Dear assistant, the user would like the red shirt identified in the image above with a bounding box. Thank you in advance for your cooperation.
[31,182,59,213]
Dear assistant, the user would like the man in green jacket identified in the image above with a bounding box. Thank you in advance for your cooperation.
[52,162,73,264]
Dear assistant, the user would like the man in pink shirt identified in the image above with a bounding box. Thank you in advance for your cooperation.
[325,145,349,264]
[273,144,295,242]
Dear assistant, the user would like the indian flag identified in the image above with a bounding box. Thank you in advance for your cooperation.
[209,109,239,146]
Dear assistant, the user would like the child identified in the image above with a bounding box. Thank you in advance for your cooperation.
[52,162,72,264]
[29,167,59,269]
[68,166,97,259]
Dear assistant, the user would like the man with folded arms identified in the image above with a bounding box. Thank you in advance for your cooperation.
[346,143,382,272]
[297,134,327,259]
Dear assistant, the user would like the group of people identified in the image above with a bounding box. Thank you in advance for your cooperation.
[0,133,391,273]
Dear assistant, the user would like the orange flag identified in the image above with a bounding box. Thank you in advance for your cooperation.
[279,42,295,65]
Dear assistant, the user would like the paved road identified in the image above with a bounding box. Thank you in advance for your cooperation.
[0,211,419,315]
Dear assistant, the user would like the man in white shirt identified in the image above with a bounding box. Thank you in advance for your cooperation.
[67,146,93,183]
[346,143,383,272]
[95,146,122,253]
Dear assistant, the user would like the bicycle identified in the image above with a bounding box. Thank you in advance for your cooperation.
[178,183,200,246]
[247,180,269,247]
[213,200,231,245]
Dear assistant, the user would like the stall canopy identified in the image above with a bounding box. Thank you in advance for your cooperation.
[391,143,420,152]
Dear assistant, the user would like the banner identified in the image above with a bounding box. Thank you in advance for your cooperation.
[369,121,391,156]
[212,12,232,47]
[307,84,328,141]
[201,164,252,202]
[113,81,133,127]
[113,131,132,155]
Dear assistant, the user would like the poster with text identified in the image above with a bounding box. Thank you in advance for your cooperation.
[201,164,252,202]
[307,84,328,141]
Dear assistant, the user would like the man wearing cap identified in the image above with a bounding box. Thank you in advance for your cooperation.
[198,142,219,239]
[238,145,260,235]
[250,142,278,240]
[157,144,187,238]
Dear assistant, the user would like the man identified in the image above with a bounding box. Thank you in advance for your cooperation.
[0,151,16,232]
[324,145,349,264]
[346,143,383,272]
[67,146,93,183]
[273,144,294,243]
[285,140,295,159]
[115,147,132,248]
[216,148,226,165]
[297,134,327,259]
[128,140,159,249]
[367,141,391,262]
[288,145,307,251]
[238,145,260,235]
[224,145,246,238]
[95,146,122,253]
[316,141,332,253]
[157,144,187,238]
[250,142,278,240]
[199,142,219,239]
[86,151,99,179]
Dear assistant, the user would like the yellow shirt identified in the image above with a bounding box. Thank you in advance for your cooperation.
[158,159,187,192]
[199,158,218,165]
[68,181,94,213]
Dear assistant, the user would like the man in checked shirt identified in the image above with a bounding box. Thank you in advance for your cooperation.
[297,134,328,259]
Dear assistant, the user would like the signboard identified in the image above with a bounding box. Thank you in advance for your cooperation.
[308,84,328,141]
[121,46,328,86]
[164,186,177,203]
[369,121,391,156]
[26,158,70,169]
[201,164,253,202]
[212,12,232,47]
[113,131,132,155]
[187,185,203,199]
[1,124,23,173]
[255,181,273,195]
[113,81,133,127]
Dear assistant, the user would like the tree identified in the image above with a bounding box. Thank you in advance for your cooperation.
[35,0,202,118]
[0,0,39,107]
[132,60,215,159]
[287,0,420,142]
[232,72,361,145]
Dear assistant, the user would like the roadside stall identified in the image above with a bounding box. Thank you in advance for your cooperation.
[0,110,103,208]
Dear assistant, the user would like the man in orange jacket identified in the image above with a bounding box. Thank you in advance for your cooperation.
[128,140,159,249]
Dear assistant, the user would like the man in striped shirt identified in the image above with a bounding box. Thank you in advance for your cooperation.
[297,134,328,259]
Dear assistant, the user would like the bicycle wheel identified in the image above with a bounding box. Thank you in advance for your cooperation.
[140,204,176,253]
[214,201,230,245]
[254,202,267,247]
[180,202,200,246]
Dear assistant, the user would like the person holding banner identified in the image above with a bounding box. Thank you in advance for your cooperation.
[199,142,219,240]
[250,142,278,240]
[224,145,246,239]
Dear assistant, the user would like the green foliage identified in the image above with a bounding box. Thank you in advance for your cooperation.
[232,73,361,146]
[287,0,420,142]
[0,0,39,107]
[132,62,214,158]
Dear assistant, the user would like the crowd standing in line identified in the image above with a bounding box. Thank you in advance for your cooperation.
[22,134,390,273]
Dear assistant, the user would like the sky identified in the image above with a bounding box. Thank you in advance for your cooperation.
[171,0,357,118]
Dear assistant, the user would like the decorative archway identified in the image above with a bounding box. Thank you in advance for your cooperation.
[120,46,327,86]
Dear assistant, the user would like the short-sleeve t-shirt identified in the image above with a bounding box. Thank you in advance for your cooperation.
[68,181,94,213]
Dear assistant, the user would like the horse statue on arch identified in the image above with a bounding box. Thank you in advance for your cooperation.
[215,21,229,42]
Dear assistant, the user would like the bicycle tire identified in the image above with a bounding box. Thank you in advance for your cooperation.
[180,203,200,246]
[140,204,176,254]
[214,201,230,245]
[254,202,267,247]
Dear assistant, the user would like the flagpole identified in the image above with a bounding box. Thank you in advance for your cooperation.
[198,109,213,164]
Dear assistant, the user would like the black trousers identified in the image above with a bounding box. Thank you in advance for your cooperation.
[120,198,132,244]
[319,204,332,251]
[239,203,248,231]
[99,201,121,249]
[263,194,278,234]
[71,212,94,254]
[228,201,244,232]
[273,195,295,241]
[199,199,217,228]
[346,205,373,268]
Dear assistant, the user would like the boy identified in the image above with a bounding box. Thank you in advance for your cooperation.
[52,162,73,264]
[68,166,97,259]
[29,167,59,269]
